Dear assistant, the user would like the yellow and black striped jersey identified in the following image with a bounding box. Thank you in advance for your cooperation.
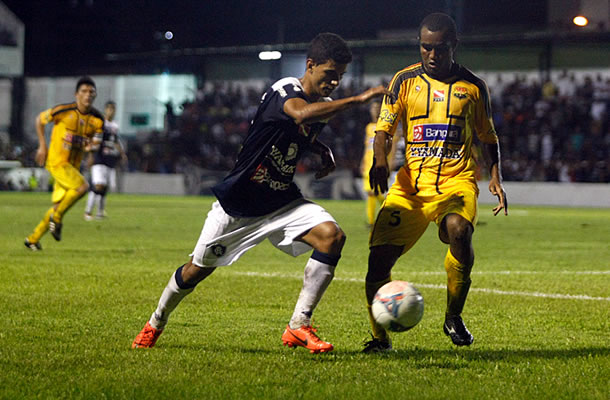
[40,103,104,168]
[376,62,498,195]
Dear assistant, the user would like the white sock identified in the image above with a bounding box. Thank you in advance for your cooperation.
[98,194,106,215]
[289,257,336,329]
[94,194,102,215]
[85,191,95,214]
[149,271,195,330]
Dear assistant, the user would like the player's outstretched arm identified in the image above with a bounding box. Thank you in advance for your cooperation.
[283,85,393,126]
[484,142,508,216]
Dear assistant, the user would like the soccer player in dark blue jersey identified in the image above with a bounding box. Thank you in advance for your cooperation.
[132,33,392,353]
[84,101,127,220]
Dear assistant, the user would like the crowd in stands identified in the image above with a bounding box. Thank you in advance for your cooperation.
[125,70,609,183]
[2,70,609,186]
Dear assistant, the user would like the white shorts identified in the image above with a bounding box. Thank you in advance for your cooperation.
[190,198,337,267]
[91,164,117,190]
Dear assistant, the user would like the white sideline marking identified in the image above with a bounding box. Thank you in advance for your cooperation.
[361,270,610,276]
[230,271,610,302]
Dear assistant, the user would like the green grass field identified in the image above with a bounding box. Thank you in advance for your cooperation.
[1,191,609,399]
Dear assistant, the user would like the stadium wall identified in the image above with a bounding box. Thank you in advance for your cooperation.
[3,168,608,207]
[22,75,197,140]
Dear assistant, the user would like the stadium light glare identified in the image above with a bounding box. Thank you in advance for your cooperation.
[258,51,282,60]
[164,31,174,40]
[573,16,588,27]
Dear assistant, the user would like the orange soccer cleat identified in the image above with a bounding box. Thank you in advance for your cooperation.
[281,324,334,354]
[131,321,163,348]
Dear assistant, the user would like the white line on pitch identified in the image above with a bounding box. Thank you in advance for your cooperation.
[229,271,610,302]
[359,270,610,276]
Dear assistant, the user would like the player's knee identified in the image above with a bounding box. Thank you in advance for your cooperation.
[94,185,107,195]
[317,222,346,252]
[180,260,215,287]
[445,216,473,245]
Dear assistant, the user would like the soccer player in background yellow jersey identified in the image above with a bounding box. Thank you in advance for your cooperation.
[360,102,385,228]
[363,13,508,352]
[24,76,104,250]
[360,101,402,228]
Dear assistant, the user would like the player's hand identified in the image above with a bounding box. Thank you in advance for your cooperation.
[357,85,396,104]
[489,178,508,216]
[369,157,390,195]
[315,145,336,179]
[35,146,47,167]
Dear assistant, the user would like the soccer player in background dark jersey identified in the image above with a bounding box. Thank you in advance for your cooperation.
[25,76,103,250]
[84,100,127,220]
[132,33,392,353]
[362,13,508,352]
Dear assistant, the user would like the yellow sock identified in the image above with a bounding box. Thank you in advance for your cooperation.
[366,196,377,225]
[53,189,84,223]
[365,276,392,342]
[444,249,472,317]
[28,207,54,243]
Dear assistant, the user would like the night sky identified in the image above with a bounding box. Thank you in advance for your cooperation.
[3,0,548,75]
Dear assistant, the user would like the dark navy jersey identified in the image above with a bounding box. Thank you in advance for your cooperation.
[93,120,122,168]
[212,77,329,217]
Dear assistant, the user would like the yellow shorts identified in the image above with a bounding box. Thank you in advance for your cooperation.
[370,180,479,254]
[48,163,86,204]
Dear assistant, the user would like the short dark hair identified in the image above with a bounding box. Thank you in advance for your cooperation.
[105,100,116,107]
[75,76,96,92]
[307,32,352,65]
[418,13,458,45]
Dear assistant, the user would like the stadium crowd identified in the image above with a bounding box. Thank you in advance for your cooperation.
[1,70,609,189]
[125,70,609,183]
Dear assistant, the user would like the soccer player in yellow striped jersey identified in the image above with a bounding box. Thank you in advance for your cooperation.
[25,76,104,250]
[363,13,508,352]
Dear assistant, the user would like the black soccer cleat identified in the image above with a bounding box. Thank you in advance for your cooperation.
[24,238,42,251]
[362,335,393,353]
[443,315,474,346]
[49,216,62,241]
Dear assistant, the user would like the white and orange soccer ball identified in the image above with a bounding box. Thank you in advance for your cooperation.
[372,280,424,332]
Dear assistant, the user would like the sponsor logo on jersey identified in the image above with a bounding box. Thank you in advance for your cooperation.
[268,145,297,175]
[379,109,398,124]
[410,146,462,159]
[251,164,291,191]
[285,143,298,161]
[412,124,462,143]
[453,87,468,99]
[415,85,421,92]
[433,90,445,102]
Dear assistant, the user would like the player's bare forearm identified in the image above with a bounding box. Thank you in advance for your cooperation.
[369,130,392,194]
[284,86,392,125]
[35,117,46,148]
[34,116,48,166]
[373,131,393,165]
[483,142,508,216]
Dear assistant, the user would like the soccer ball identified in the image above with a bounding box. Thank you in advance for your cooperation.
[372,280,424,332]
